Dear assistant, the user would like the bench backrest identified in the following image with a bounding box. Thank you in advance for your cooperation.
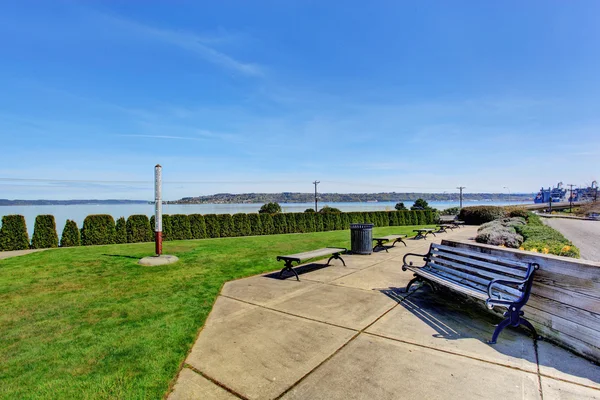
[424,243,535,302]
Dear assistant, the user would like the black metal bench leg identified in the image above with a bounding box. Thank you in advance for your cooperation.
[327,253,346,267]
[279,260,299,281]
[518,317,539,340]
[392,238,407,247]
[489,318,512,344]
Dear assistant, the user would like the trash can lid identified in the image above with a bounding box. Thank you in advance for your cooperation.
[349,223,374,229]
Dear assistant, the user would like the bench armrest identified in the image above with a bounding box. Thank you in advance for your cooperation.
[402,252,429,271]
[486,263,539,306]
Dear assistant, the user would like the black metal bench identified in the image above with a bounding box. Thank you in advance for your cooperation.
[435,224,455,233]
[276,247,347,281]
[413,228,436,240]
[372,234,407,252]
[402,243,539,344]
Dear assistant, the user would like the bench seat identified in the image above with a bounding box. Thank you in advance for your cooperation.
[277,247,347,280]
[402,242,539,344]
[372,234,407,252]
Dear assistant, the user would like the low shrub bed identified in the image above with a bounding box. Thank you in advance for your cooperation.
[514,214,580,258]
[475,217,525,248]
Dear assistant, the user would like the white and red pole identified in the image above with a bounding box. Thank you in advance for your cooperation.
[154,164,163,256]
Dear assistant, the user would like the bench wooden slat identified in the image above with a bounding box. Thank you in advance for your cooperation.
[433,244,530,270]
[426,262,522,299]
[404,266,488,300]
[430,249,529,279]
[373,234,407,241]
[279,247,346,262]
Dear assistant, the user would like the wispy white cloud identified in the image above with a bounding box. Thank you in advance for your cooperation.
[97,13,263,76]
[118,134,205,141]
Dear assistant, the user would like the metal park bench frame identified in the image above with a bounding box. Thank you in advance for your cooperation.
[372,234,407,252]
[276,247,347,281]
[401,242,539,344]
[435,224,455,233]
[413,228,436,240]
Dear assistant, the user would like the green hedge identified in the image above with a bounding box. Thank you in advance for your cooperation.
[458,206,507,225]
[259,213,274,235]
[273,214,287,234]
[170,214,192,240]
[232,213,251,237]
[81,215,116,246]
[204,214,220,238]
[115,217,127,244]
[0,215,30,251]
[248,213,262,235]
[150,215,172,241]
[126,215,153,243]
[217,214,234,238]
[60,219,81,247]
[189,214,206,239]
[31,215,59,249]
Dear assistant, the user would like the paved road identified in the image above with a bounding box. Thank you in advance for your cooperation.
[544,218,600,262]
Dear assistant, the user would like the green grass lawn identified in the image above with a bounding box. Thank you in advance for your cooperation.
[0,225,431,399]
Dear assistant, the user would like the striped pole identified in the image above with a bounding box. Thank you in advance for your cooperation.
[155,164,163,256]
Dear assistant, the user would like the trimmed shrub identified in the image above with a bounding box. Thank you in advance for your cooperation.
[506,208,529,219]
[273,214,287,234]
[294,213,307,233]
[441,207,460,216]
[81,214,116,246]
[304,213,316,232]
[314,213,324,231]
[170,214,192,240]
[0,215,30,251]
[232,213,251,236]
[259,213,274,235]
[259,202,281,214]
[339,212,350,230]
[126,215,153,243]
[217,214,234,238]
[304,208,316,213]
[347,212,364,223]
[115,217,127,244]
[204,214,220,238]
[189,214,206,239]
[476,226,524,248]
[458,206,507,225]
[31,215,58,249]
[60,219,80,247]
[286,213,298,233]
[376,211,389,227]
[248,213,262,235]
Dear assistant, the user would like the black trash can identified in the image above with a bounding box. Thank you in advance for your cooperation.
[350,223,374,255]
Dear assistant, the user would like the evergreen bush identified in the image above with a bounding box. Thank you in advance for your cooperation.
[81,215,116,246]
[170,214,192,240]
[304,208,316,213]
[217,214,234,238]
[126,215,153,243]
[259,213,274,235]
[294,213,307,233]
[273,214,287,234]
[31,215,58,249]
[286,213,298,233]
[304,213,316,232]
[259,202,282,214]
[314,213,324,232]
[232,213,251,236]
[189,214,206,239]
[115,217,127,244]
[204,214,220,238]
[0,215,30,251]
[248,213,263,235]
[459,206,507,225]
[60,219,80,247]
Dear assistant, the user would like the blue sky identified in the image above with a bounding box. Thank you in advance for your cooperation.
[1,1,598,200]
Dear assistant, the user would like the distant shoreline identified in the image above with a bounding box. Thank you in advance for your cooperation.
[0,200,149,206]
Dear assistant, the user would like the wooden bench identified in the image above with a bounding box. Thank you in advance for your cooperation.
[435,224,455,233]
[372,234,407,252]
[401,243,540,344]
[277,247,347,280]
[413,228,436,240]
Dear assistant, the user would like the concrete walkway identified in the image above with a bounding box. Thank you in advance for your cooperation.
[0,248,46,260]
[168,227,600,400]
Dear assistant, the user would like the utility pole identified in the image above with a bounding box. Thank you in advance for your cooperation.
[503,186,511,203]
[457,186,466,209]
[567,183,575,213]
[313,180,320,212]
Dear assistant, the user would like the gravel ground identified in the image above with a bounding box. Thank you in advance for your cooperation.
[544,218,600,262]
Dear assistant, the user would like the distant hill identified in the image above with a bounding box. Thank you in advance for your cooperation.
[0,199,148,206]
[168,192,533,204]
